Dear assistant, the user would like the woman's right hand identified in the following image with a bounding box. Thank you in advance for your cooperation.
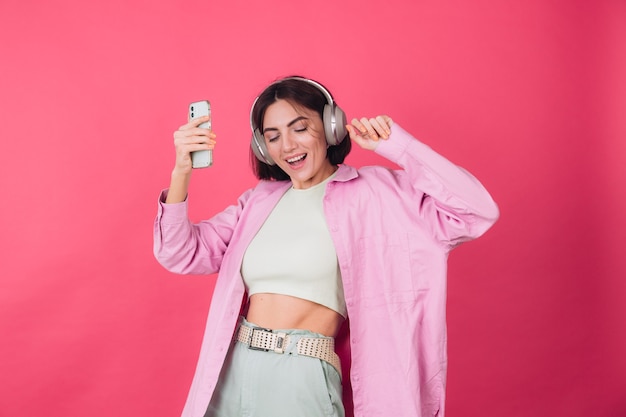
[165,115,216,204]
[172,115,217,174]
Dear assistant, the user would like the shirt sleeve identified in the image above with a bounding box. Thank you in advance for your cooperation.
[374,124,500,248]
[153,188,252,274]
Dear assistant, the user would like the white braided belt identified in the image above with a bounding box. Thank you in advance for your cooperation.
[236,323,342,378]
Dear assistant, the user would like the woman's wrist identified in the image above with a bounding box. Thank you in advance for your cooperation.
[165,168,191,203]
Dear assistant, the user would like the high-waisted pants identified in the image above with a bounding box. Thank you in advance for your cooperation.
[204,318,344,417]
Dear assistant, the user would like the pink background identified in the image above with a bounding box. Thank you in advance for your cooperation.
[1,1,625,416]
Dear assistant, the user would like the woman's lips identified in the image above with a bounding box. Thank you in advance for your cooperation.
[286,153,307,167]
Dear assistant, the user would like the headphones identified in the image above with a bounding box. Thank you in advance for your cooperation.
[250,77,347,165]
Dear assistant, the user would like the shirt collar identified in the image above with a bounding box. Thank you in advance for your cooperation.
[330,164,358,183]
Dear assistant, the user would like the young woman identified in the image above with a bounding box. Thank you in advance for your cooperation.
[154,76,499,417]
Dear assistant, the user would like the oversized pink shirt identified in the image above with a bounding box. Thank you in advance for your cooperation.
[154,124,499,417]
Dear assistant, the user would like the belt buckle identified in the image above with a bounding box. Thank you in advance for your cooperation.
[248,326,272,352]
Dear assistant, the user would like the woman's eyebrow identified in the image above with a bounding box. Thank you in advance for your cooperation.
[262,116,308,134]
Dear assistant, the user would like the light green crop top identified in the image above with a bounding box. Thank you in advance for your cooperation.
[241,173,347,317]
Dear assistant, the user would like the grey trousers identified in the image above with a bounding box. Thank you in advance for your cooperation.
[204,319,344,417]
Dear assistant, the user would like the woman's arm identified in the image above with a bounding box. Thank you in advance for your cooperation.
[347,117,499,247]
[166,114,216,203]
[153,112,229,274]
[153,188,253,275]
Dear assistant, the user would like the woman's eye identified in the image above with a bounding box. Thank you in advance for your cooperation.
[267,136,279,143]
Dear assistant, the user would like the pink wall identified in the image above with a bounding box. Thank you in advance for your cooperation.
[1,1,624,416]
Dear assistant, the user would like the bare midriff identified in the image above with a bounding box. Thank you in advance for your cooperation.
[246,293,344,338]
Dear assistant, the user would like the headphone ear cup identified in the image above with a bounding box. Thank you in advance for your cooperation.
[323,103,348,146]
[334,104,347,145]
[251,129,275,165]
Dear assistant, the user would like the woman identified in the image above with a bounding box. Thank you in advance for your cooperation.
[154,76,499,417]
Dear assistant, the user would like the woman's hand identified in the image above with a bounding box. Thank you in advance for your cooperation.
[172,115,217,174]
[346,115,393,151]
[165,115,216,203]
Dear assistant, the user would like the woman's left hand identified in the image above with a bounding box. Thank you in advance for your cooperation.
[346,115,394,150]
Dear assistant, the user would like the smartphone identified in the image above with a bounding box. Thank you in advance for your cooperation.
[188,100,212,168]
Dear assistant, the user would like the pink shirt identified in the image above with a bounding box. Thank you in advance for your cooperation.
[154,124,499,417]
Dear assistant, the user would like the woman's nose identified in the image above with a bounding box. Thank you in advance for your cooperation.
[281,132,296,151]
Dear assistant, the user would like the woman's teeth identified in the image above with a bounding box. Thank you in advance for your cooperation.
[287,154,306,164]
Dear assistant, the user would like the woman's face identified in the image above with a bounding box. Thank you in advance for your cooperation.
[262,99,335,189]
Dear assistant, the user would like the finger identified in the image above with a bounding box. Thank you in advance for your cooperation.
[368,118,388,139]
[346,124,365,142]
[350,118,377,140]
[350,118,366,135]
[346,124,379,150]
[359,117,381,141]
[358,117,378,138]
[174,129,216,144]
[350,117,372,135]
[188,139,217,151]
[179,115,211,130]
[346,125,366,146]
[374,115,392,137]
[346,124,358,139]
[186,127,215,138]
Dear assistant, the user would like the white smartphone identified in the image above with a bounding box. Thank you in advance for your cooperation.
[188,100,212,168]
